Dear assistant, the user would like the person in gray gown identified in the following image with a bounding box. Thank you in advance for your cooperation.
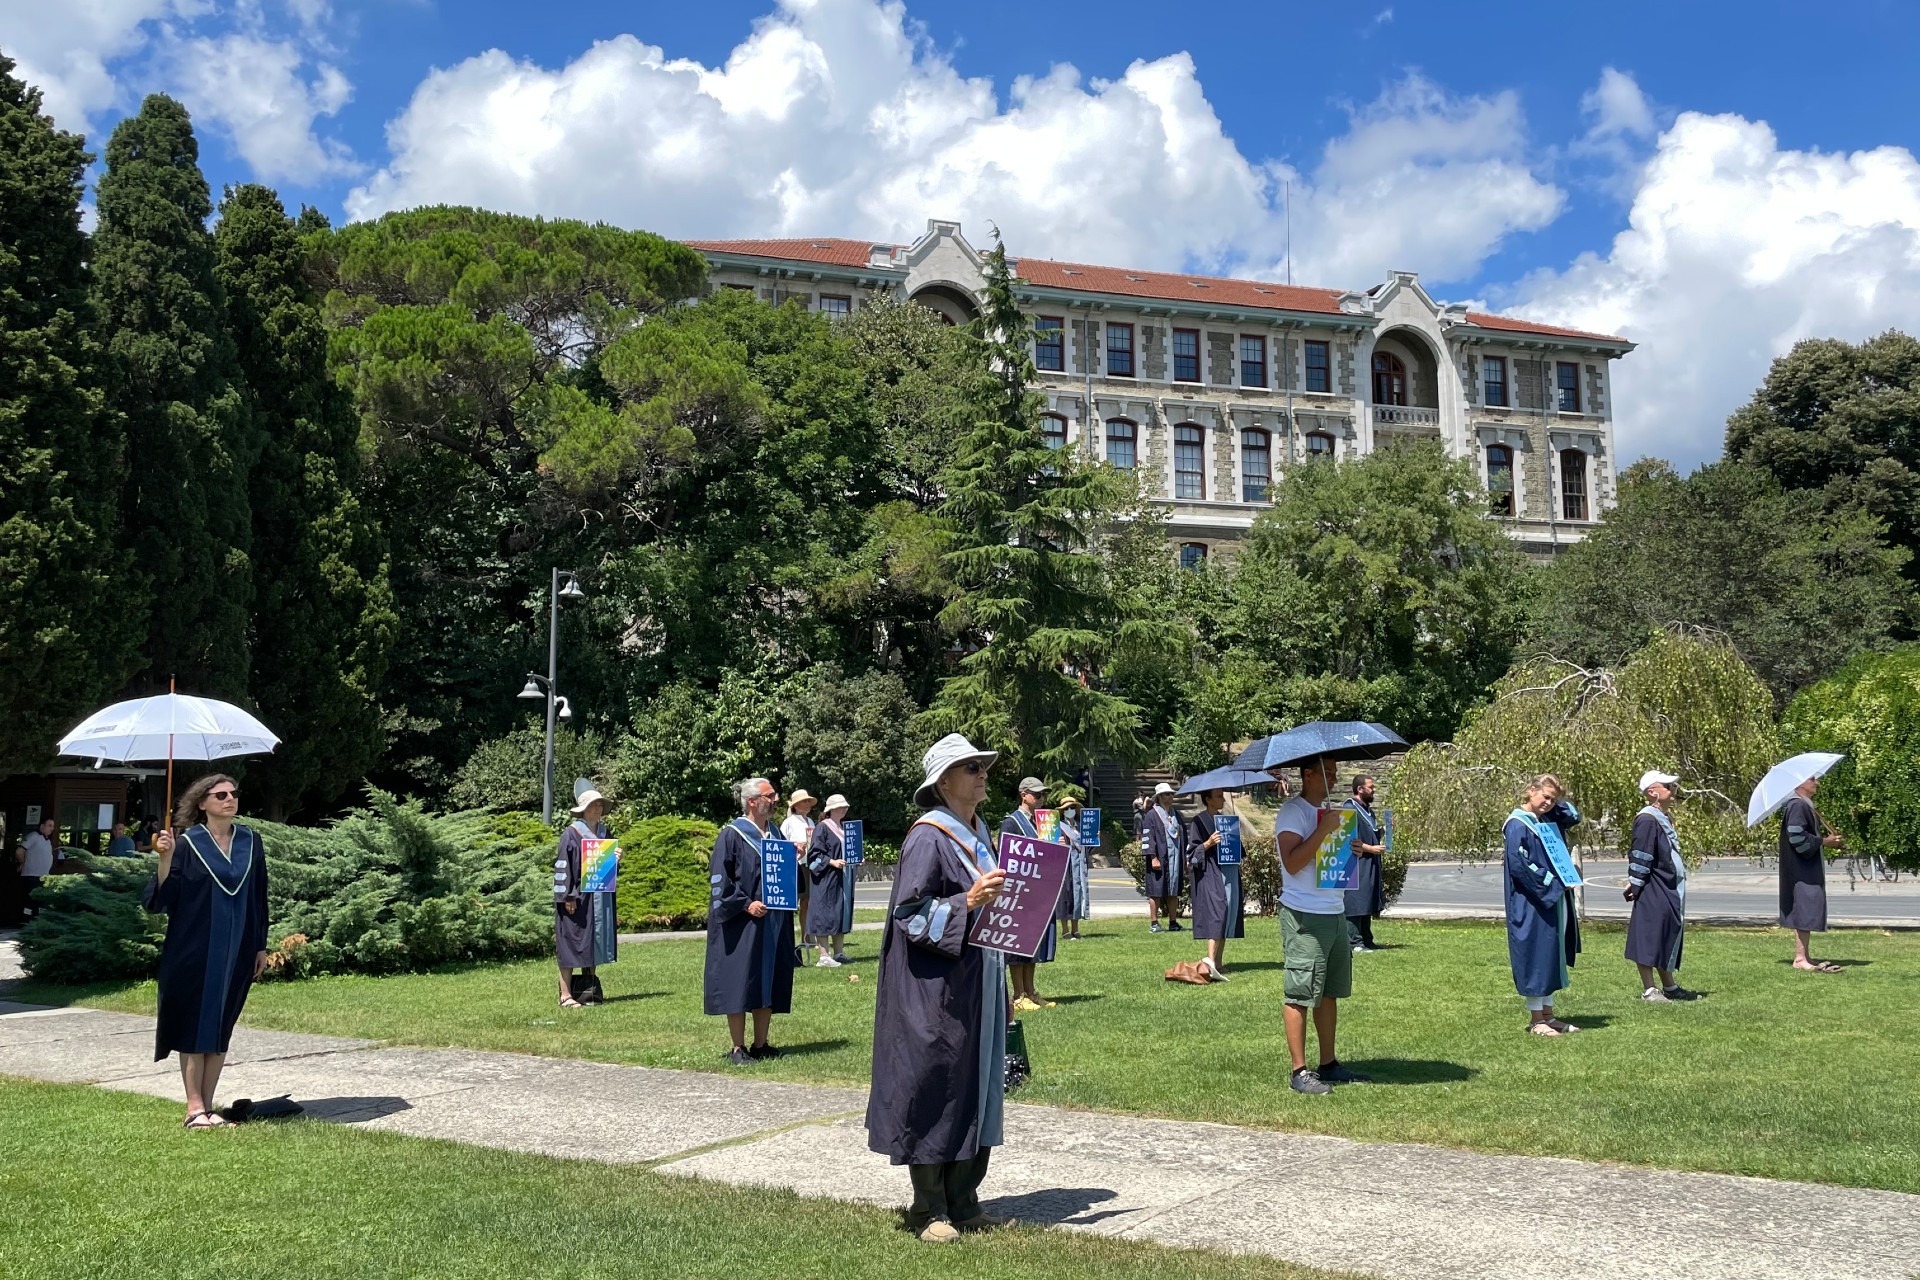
[704,777,796,1063]
[866,733,1013,1244]
[1056,794,1091,940]
[1779,775,1844,973]
[1343,776,1387,952]
[553,783,615,1007]
[1624,770,1693,1001]
[1141,782,1184,932]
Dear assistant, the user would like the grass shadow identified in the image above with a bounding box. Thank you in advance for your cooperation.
[1045,994,1103,1006]
[985,1186,1124,1227]
[768,1038,850,1058]
[1778,958,1873,971]
[1224,960,1284,974]
[591,992,664,1004]
[1337,1058,1477,1085]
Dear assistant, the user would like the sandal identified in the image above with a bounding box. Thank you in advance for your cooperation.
[1547,1018,1581,1034]
[1527,1022,1562,1036]
[559,996,585,1008]
[184,1111,227,1128]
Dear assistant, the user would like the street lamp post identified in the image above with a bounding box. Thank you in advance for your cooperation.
[518,568,586,823]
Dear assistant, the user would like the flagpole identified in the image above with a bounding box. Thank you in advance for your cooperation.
[165,676,176,834]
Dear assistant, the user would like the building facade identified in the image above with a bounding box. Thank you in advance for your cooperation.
[691,221,1634,561]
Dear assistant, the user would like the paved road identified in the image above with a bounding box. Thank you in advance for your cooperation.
[854,858,1920,926]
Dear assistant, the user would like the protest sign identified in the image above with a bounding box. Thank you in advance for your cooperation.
[968,832,1070,958]
[1078,807,1101,845]
[1315,808,1360,890]
[842,819,864,865]
[759,837,800,911]
[1216,814,1243,865]
[1035,808,1060,841]
[580,837,620,893]
[1381,808,1394,852]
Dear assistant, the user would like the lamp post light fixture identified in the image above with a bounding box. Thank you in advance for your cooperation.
[522,568,587,823]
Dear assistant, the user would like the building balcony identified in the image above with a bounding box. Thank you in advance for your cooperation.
[1371,404,1440,429]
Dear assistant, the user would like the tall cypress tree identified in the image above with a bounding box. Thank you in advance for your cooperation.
[92,95,256,698]
[214,187,396,819]
[0,57,134,774]
[918,239,1169,778]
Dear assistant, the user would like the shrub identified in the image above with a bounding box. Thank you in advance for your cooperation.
[1782,645,1920,871]
[16,861,167,984]
[449,723,613,812]
[614,815,719,931]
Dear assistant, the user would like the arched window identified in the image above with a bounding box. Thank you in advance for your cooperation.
[1042,413,1069,450]
[1179,542,1208,571]
[1174,422,1206,499]
[1487,444,1515,516]
[1304,431,1336,460]
[1241,428,1271,502]
[1105,418,1137,470]
[1560,449,1589,521]
[1372,351,1407,406]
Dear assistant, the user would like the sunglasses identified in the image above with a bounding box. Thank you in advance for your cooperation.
[958,760,987,775]
[207,789,239,801]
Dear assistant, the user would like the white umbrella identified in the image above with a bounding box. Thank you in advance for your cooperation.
[58,687,280,827]
[1745,752,1844,827]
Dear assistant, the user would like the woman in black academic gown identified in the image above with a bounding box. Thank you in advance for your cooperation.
[1186,788,1243,979]
[704,776,796,1063]
[867,733,1013,1245]
[144,774,269,1128]
[554,785,614,1007]
[806,795,854,966]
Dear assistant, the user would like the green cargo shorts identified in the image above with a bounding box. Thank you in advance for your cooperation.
[1281,906,1353,1007]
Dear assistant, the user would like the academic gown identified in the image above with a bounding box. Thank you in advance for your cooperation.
[1000,811,1056,963]
[806,822,854,938]
[867,812,1007,1166]
[142,824,269,1061]
[1625,808,1686,971]
[1186,810,1244,941]
[1056,824,1090,923]
[1142,806,1184,898]
[1778,796,1828,930]
[1342,800,1386,920]
[553,820,615,969]
[1503,802,1583,998]
[703,820,796,1015]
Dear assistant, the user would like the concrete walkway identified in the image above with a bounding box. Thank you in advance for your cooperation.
[3,998,1917,1280]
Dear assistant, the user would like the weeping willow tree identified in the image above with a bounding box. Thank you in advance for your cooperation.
[1395,628,1779,862]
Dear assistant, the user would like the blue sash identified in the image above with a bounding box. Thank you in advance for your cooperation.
[1509,809,1582,886]
[1161,807,1183,886]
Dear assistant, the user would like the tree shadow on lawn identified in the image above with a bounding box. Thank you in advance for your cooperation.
[1337,1058,1476,1085]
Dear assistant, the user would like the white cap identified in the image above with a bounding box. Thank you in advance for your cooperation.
[914,733,998,809]
[1637,770,1680,794]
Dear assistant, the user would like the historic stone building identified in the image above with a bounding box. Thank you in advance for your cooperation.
[690,220,1634,561]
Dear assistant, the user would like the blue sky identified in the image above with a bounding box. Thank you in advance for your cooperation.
[11,0,1920,464]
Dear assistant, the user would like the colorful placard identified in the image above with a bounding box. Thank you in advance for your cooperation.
[1381,808,1395,853]
[1035,808,1061,841]
[760,837,800,911]
[842,819,864,865]
[969,832,1071,959]
[580,837,620,893]
[1215,814,1243,865]
[1315,807,1360,890]
[1078,807,1101,845]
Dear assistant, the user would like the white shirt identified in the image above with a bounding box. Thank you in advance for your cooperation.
[780,813,814,849]
[1275,797,1343,915]
[20,831,54,877]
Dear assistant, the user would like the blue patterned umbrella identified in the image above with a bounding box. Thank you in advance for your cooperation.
[1232,721,1407,772]
[1175,766,1275,795]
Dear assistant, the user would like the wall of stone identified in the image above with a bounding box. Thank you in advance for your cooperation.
[1207,332,1235,387]
[1140,321,1167,381]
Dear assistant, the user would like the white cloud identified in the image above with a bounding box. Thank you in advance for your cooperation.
[1581,66,1654,142]
[1507,109,1920,467]
[0,0,179,131]
[347,0,1562,288]
[166,32,360,181]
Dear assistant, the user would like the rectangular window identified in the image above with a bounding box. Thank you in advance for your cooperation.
[1239,335,1267,388]
[1484,356,1508,407]
[1106,419,1137,470]
[1042,414,1068,450]
[1304,340,1331,393]
[1242,429,1271,503]
[1179,543,1208,571]
[818,295,851,318]
[1557,361,1581,413]
[1174,423,1205,499]
[1487,444,1514,516]
[1172,328,1200,382]
[1561,449,1589,521]
[1034,317,1064,372]
[1106,323,1134,377]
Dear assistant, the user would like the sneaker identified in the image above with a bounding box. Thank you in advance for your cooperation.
[748,1043,781,1060]
[726,1048,754,1066]
[1012,996,1042,1013]
[1318,1060,1371,1084]
[917,1217,961,1244]
[1663,985,1697,1001]
[1640,986,1671,1003]
[833,951,851,964]
[1289,1067,1332,1096]
[1352,944,1378,954]
[1149,922,1163,933]
[816,955,841,968]
[1167,921,1184,932]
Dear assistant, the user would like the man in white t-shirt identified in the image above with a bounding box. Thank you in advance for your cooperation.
[1273,757,1372,1096]
[781,790,818,950]
[16,818,57,921]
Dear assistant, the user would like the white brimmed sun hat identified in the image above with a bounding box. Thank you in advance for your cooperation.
[570,788,607,815]
[914,733,998,809]
[823,793,850,815]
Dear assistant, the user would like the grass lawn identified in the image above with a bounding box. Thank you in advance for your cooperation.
[18,918,1919,1194]
[0,1079,1362,1280]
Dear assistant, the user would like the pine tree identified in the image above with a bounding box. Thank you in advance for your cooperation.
[214,188,396,819]
[918,238,1167,779]
[92,95,256,697]
[0,57,134,774]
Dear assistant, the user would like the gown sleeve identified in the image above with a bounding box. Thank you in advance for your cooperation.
[807,827,834,881]
[1626,814,1662,891]
[141,853,184,914]
[1505,819,1563,911]
[709,828,753,922]
[1783,800,1822,857]
[892,827,972,960]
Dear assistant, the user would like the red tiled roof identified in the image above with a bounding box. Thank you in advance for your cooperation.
[684,238,1628,344]
[684,237,896,268]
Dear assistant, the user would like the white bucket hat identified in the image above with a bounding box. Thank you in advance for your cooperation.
[914,733,998,809]
[1153,781,1176,797]
[823,793,850,815]
[1637,769,1680,794]
[570,788,606,815]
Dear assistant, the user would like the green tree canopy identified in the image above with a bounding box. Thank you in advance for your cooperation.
[1725,331,1920,573]
[1781,644,1920,871]
[1528,459,1914,704]
[214,187,396,818]
[0,57,131,773]
[92,94,255,697]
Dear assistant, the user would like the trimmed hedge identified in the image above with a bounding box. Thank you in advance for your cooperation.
[613,816,717,931]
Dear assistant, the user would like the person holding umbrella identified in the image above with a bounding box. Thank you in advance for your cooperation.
[1780,775,1843,973]
[1186,787,1242,979]
[1142,782,1184,933]
[144,774,270,1128]
[1624,770,1692,1001]
[1504,774,1584,1035]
